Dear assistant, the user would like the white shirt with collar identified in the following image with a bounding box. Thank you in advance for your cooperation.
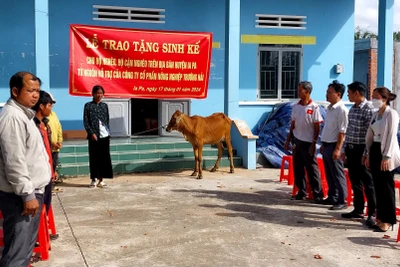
[292,100,323,143]
[321,100,348,143]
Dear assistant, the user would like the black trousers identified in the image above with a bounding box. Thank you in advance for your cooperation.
[52,151,59,172]
[322,142,347,204]
[88,136,113,180]
[369,142,396,224]
[293,139,322,198]
[345,143,376,216]
[43,180,53,214]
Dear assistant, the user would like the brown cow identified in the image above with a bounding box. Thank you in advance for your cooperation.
[166,110,234,179]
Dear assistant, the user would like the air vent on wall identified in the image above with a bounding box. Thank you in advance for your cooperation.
[93,5,165,24]
[256,14,306,29]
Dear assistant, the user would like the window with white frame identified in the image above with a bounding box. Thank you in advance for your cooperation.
[258,45,302,100]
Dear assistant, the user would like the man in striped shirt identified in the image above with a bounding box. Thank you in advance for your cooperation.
[341,81,376,228]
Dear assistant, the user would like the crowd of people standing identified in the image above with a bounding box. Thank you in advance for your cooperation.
[0,71,113,266]
[0,72,63,266]
[0,71,399,266]
[285,80,400,233]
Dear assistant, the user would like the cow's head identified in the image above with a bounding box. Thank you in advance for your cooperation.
[166,110,183,132]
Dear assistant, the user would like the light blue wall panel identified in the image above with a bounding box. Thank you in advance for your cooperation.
[238,105,274,133]
[0,0,35,101]
[1,0,357,135]
[239,0,355,103]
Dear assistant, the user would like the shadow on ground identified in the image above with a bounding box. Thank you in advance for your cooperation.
[172,188,374,231]
[347,236,400,250]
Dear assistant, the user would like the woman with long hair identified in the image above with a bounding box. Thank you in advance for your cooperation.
[365,87,400,232]
[83,85,113,188]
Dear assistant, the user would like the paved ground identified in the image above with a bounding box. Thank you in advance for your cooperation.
[29,167,400,267]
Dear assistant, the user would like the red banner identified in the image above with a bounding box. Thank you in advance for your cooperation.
[69,24,212,99]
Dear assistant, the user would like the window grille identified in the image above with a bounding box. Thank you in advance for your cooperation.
[256,14,306,30]
[93,5,165,24]
[258,45,303,100]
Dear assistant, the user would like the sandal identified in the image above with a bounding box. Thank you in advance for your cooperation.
[52,187,64,193]
[89,179,97,188]
[97,181,107,188]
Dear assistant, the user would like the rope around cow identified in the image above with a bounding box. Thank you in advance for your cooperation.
[131,124,169,136]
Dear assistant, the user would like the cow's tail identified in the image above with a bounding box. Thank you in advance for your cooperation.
[223,113,232,125]
[223,114,232,141]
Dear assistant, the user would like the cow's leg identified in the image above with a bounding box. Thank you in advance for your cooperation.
[197,144,204,179]
[191,146,199,177]
[225,135,235,173]
[211,141,223,172]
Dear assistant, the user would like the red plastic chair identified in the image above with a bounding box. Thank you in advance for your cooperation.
[345,169,353,205]
[292,157,328,199]
[33,204,51,261]
[317,157,329,199]
[0,211,3,247]
[47,205,57,236]
[344,169,368,215]
[0,228,3,247]
[394,180,400,242]
[280,155,294,185]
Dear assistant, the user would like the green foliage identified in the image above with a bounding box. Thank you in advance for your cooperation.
[393,31,400,42]
[354,26,378,40]
[355,26,400,41]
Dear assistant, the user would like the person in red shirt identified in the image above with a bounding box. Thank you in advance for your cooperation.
[32,90,59,240]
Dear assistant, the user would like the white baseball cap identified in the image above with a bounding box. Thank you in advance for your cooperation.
[48,92,56,103]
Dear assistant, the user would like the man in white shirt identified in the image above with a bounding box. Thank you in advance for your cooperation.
[284,81,323,201]
[320,80,349,210]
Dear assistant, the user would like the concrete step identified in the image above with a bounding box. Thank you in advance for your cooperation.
[59,147,236,165]
[59,156,242,177]
[61,141,193,154]
[58,138,242,177]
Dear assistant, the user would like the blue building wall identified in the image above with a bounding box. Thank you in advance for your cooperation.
[0,0,356,134]
[48,0,226,130]
[237,0,355,129]
[0,0,36,98]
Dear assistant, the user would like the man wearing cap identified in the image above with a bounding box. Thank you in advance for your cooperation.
[47,93,63,181]
[32,90,60,240]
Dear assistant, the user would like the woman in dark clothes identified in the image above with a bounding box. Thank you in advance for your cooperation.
[83,85,113,188]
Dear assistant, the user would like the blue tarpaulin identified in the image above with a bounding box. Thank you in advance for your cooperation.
[255,102,400,172]
[255,102,326,168]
